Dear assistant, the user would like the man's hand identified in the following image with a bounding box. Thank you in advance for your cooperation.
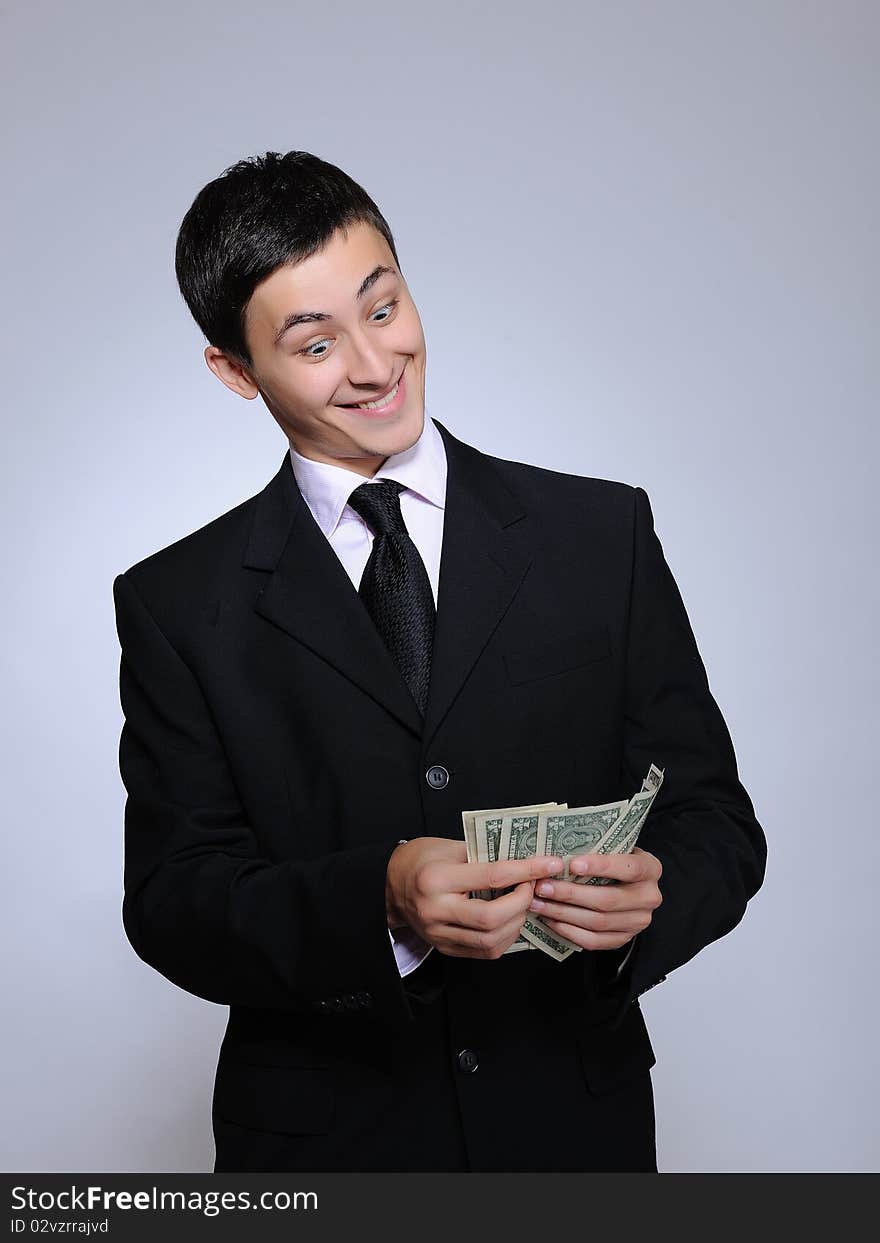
[525,847,663,951]
[386,838,564,959]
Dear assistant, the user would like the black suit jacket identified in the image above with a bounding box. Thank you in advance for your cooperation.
[113,417,766,1172]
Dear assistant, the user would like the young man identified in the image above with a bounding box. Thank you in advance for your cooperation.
[113,150,766,1173]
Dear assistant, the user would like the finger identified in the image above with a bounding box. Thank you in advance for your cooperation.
[532,877,658,911]
[455,854,565,894]
[446,880,536,931]
[540,918,638,952]
[529,899,652,935]
[434,906,532,957]
[568,847,660,884]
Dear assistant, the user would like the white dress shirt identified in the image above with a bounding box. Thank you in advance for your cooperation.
[289,409,637,983]
[288,409,445,977]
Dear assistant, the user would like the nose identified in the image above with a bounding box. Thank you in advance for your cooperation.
[344,325,395,390]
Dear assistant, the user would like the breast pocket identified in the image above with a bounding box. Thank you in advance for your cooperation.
[213,1060,335,1136]
[502,625,612,686]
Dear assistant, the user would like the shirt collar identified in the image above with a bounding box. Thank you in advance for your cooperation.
[288,408,448,540]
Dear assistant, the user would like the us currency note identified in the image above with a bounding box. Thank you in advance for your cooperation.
[497,812,564,955]
[469,803,566,951]
[539,801,633,883]
[460,764,664,961]
[465,802,562,900]
[518,799,634,957]
[498,815,541,953]
[574,764,665,887]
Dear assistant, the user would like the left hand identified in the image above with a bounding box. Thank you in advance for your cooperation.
[526,846,663,951]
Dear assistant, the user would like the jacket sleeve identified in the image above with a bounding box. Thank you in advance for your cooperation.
[593,486,767,1027]
[113,569,419,1028]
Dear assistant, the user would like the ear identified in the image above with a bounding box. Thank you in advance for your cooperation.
[204,346,259,399]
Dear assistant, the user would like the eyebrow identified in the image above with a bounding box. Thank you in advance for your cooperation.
[273,264,397,346]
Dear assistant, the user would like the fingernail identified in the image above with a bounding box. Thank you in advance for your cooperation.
[529,899,545,911]
[536,882,554,897]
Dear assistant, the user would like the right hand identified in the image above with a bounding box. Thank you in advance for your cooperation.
[385,837,564,960]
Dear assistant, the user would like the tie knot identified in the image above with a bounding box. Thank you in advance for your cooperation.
[347,478,407,538]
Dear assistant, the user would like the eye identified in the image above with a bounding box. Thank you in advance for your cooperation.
[298,338,332,359]
[297,300,399,359]
[370,298,399,324]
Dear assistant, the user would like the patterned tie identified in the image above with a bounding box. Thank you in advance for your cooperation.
[346,478,436,716]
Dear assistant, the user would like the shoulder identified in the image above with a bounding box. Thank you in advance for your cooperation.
[112,475,267,637]
[477,442,644,526]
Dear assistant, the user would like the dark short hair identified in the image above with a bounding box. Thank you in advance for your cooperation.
[174,150,401,370]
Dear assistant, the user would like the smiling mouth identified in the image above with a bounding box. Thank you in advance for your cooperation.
[335,367,405,409]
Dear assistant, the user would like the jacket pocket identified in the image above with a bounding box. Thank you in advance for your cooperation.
[503,625,612,686]
[213,1059,335,1135]
[575,1002,657,1096]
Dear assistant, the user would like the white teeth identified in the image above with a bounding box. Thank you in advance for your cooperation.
[355,381,399,410]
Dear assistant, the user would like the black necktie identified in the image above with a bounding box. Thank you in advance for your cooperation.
[346,478,436,716]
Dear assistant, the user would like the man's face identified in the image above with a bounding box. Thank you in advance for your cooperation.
[206,219,427,477]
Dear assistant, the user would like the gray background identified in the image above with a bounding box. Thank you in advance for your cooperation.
[2,0,877,1172]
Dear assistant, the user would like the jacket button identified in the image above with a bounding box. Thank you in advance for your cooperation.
[426,765,450,789]
[457,1048,479,1074]
[355,991,374,1009]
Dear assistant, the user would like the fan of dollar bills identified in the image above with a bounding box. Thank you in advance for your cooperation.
[461,763,665,961]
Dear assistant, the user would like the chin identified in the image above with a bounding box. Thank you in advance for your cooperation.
[396,408,425,445]
[369,405,423,440]
[365,427,420,457]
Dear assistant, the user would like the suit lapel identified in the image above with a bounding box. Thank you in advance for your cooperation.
[243,418,534,748]
[244,449,425,737]
[420,420,533,751]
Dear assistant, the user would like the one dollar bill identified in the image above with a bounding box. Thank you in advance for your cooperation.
[460,764,664,961]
